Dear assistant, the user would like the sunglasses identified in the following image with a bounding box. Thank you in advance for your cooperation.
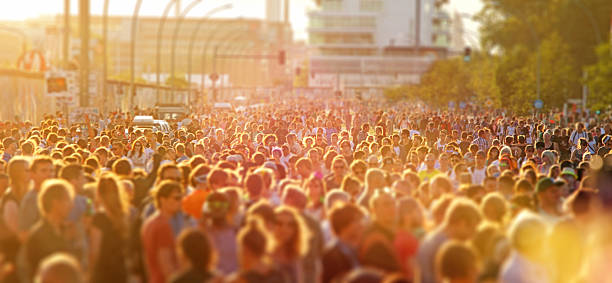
[170,195,182,201]
[207,201,229,210]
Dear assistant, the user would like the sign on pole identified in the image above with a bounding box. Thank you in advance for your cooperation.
[534,99,543,109]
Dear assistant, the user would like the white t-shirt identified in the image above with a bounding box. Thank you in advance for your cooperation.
[471,167,487,185]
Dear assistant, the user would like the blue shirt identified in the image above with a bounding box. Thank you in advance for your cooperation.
[2,152,12,163]
[18,189,39,232]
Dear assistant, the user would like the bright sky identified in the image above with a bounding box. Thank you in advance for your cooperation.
[0,0,482,41]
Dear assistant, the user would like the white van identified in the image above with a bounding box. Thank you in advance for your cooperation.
[154,120,171,134]
[133,116,155,128]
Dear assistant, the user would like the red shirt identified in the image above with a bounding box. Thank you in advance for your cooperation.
[141,213,176,283]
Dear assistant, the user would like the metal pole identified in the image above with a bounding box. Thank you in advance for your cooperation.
[200,27,244,103]
[156,0,177,102]
[572,0,603,44]
[79,0,90,107]
[103,0,109,111]
[64,0,70,67]
[187,3,233,104]
[170,0,203,98]
[213,34,243,102]
[130,0,144,111]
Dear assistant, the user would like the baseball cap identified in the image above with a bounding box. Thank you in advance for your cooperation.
[560,167,577,179]
[536,178,565,193]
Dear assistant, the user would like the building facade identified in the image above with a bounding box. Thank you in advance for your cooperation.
[307,0,451,97]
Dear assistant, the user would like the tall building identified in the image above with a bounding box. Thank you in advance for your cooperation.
[307,0,451,97]
[10,15,292,88]
[450,10,466,52]
[266,0,283,22]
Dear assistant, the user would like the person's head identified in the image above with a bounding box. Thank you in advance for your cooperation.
[475,150,486,168]
[111,158,132,177]
[332,156,348,177]
[444,198,482,241]
[176,228,216,273]
[369,190,396,228]
[237,217,275,267]
[425,153,436,170]
[430,175,453,199]
[31,157,55,189]
[21,140,35,156]
[39,179,74,220]
[35,253,83,283]
[507,211,547,259]
[398,196,425,230]
[328,203,366,248]
[207,168,228,190]
[350,160,367,182]
[365,168,386,190]
[304,175,326,204]
[8,156,30,188]
[157,163,182,184]
[480,192,507,225]
[273,205,310,259]
[295,157,313,179]
[3,137,17,154]
[59,164,85,193]
[436,241,479,283]
[153,180,183,215]
[97,173,129,232]
[535,178,562,211]
[202,191,230,224]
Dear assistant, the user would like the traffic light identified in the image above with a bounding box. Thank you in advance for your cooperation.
[278,50,286,65]
[463,47,471,62]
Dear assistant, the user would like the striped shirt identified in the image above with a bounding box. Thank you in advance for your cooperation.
[472,137,489,152]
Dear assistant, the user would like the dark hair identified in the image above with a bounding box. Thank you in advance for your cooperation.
[59,164,83,181]
[30,156,54,173]
[246,173,264,197]
[177,228,216,275]
[238,217,274,258]
[329,203,365,236]
[436,241,478,280]
[112,158,132,176]
[153,180,182,209]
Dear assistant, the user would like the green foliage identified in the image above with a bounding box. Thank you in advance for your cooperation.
[165,74,189,88]
[384,0,610,113]
[383,85,419,102]
[108,71,147,84]
[585,44,612,110]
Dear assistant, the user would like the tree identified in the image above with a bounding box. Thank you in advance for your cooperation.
[165,74,189,88]
[585,44,612,110]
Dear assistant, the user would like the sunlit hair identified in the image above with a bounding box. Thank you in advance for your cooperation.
[129,137,146,158]
[274,205,311,259]
[97,173,129,236]
[238,216,276,263]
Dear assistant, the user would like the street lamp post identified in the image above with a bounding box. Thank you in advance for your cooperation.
[155,0,177,103]
[130,0,144,111]
[169,0,203,98]
[226,44,252,98]
[186,3,233,104]
[209,33,243,103]
[199,26,245,103]
[103,0,109,112]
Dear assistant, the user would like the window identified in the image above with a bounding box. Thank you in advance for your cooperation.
[360,0,383,12]
[322,0,342,11]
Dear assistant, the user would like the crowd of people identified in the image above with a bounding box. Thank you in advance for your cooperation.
[0,99,611,283]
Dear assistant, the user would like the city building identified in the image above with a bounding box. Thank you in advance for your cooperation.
[307,0,451,98]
